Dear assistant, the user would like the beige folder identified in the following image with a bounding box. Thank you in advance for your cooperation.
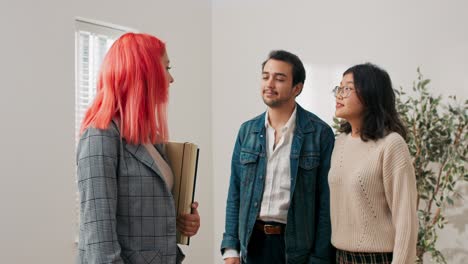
[165,142,200,245]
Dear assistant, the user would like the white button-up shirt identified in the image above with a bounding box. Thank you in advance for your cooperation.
[259,106,296,224]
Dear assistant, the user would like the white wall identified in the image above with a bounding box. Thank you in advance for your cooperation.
[212,0,468,263]
[0,0,212,263]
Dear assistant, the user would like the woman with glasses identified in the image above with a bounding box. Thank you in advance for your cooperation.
[328,63,418,264]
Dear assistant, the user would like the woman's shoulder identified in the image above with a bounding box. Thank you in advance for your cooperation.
[77,122,121,159]
[81,121,120,139]
[78,122,121,152]
[380,132,410,157]
[382,132,407,146]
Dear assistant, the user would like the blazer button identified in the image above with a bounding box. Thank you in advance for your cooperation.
[254,202,258,207]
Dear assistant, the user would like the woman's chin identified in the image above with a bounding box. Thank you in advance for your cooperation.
[335,110,345,119]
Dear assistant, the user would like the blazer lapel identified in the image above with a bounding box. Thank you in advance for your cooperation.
[124,143,163,177]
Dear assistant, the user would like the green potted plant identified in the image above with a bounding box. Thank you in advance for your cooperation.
[395,69,467,263]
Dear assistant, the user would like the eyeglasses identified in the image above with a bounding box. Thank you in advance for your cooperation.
[332,86,355,98]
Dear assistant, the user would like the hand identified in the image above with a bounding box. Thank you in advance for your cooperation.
[176,201,200,237]
[224,257,240,264]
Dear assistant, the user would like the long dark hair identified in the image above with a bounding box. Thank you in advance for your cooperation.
[338,63,407,141]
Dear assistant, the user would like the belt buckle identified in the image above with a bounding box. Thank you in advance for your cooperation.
[263,224,277,235]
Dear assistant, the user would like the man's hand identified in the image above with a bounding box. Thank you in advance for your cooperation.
[224,257,240,264]
[176,202,200,237]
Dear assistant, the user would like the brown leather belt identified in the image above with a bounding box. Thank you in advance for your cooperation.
[254,221,285,235]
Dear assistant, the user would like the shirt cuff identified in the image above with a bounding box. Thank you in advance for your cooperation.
[222,248,240,259]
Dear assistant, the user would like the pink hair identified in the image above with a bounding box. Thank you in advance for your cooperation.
[80,32,169,144]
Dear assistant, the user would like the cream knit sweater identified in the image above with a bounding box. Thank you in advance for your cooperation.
[329,132,418,264]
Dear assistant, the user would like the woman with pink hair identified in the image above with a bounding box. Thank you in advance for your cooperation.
[76,33,200,264]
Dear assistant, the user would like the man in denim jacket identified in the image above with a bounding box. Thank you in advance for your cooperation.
[221,50,335,264]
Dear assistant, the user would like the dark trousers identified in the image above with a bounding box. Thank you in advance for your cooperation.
[245,223,286,264]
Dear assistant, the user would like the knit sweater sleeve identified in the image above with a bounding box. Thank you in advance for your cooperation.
[382,133,418,264]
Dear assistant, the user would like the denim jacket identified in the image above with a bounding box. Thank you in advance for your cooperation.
[221,104,335,264]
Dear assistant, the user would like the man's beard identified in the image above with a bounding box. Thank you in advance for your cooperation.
[262,94,291,108]
[263,97,282,107]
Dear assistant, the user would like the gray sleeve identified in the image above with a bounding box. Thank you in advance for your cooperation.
[77,126,125,264]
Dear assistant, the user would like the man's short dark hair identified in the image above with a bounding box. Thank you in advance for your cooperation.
[261,50,306,87]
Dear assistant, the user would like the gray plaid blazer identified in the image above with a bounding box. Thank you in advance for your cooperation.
[76,121,184,264]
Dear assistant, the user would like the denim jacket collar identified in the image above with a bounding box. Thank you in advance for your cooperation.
[251,104,315,135]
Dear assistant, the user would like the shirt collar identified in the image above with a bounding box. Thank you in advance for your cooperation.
[264,105,297,132]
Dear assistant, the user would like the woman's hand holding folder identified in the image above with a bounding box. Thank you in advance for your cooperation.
[176,201,201,237]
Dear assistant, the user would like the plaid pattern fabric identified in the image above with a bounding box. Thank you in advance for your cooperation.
[76,122,180,264]
[336,249,393,264]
